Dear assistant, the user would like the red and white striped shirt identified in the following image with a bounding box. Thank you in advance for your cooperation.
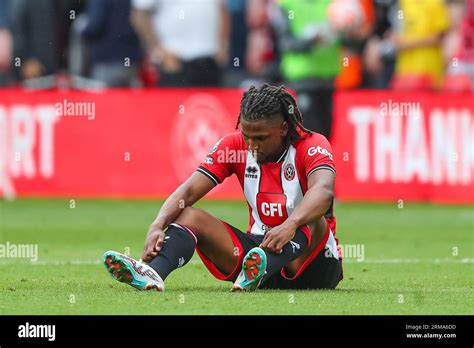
[197,130,336,236]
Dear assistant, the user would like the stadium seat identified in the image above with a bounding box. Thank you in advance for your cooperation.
[390,74,434,91]
[442,74,472,92]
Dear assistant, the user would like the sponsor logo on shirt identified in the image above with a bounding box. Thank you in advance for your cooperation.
[209,138,223,155]
[307,146,333,160]
[261,202,283,217]
[204,156,214,165]
[245,166,258,179]
[256,193,288,227]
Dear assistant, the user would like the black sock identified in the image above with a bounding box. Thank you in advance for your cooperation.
[261,229,308,283]
[148,223,196,280]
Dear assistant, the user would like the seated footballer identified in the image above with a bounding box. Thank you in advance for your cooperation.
[104,84,343,291]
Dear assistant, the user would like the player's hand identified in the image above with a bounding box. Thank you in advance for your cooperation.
[260,221,297,254]
[142,224,165,262]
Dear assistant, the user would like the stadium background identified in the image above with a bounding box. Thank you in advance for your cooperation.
[0,0,473,315]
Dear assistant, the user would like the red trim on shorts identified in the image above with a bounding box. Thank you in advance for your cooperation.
[171,223,198,245]
[280,221,331,281]
[326,216,344,280]
[299,225,312,248]
[195,221,244,281]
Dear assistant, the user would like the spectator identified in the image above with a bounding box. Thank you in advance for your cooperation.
[390,0,450,88]
[81,0,142,87]
[224,0,280,88]
[10,0,57,80]
[363,0,398,89]
[443,0,465,65]
[223,0,248,86]
[9,0,84,82]
[446,0,474,87]
[0,0,12,86]
[335,0,375,89]
[131,0,230,87]
[245,0,276,79]
[272,0,341,140]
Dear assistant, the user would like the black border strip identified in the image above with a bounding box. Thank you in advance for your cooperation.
[0,315,472,346]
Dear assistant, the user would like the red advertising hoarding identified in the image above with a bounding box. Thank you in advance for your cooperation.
[0,88,472,203]
[332,90,473,203]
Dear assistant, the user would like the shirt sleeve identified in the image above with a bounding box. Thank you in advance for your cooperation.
[196,134,237,185]
[300,133,336,178]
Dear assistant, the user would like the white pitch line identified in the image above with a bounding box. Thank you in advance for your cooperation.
[343,258,474,264]
[0,258,473,265]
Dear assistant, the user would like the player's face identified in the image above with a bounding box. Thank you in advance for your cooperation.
[240,117,288,164]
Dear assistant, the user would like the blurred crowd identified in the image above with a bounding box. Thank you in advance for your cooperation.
[0,0,472,91]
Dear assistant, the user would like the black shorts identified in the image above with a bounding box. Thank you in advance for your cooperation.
[196,221,343,290]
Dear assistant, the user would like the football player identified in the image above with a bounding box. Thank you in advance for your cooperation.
[104,84,343,291]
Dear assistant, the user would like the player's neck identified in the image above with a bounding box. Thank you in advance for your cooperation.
[266,144,288,163]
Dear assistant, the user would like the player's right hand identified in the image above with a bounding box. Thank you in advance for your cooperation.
[142,225,165,262]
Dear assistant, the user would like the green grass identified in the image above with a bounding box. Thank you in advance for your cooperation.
[0,198,472,315]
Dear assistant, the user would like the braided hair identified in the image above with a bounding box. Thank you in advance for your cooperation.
[235,84,312,146]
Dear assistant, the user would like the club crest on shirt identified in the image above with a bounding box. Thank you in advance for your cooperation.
[284,163,295,181]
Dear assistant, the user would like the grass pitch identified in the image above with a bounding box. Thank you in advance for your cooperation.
[0,198,472,315]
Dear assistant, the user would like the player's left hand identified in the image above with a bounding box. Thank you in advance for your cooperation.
[260,221,297,254]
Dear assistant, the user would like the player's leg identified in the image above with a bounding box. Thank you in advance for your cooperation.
[103,250,166,291]
[148,206,240,280]
[231,217,328,291]
[283,216,328,277]
[104,207,243,291]
[287,247,342,289]
[231,228,310,291]
[260,216,343,290]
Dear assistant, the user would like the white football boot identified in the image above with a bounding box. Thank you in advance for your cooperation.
[103,250,165,291]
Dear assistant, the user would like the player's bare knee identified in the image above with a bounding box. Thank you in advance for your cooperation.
[174,207,205,235]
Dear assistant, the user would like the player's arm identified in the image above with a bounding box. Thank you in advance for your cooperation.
[260,169,334,253]
[285,169,334,229]
[142,172,215,262]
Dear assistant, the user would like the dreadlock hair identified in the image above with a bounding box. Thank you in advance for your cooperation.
[235,84,312,146]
